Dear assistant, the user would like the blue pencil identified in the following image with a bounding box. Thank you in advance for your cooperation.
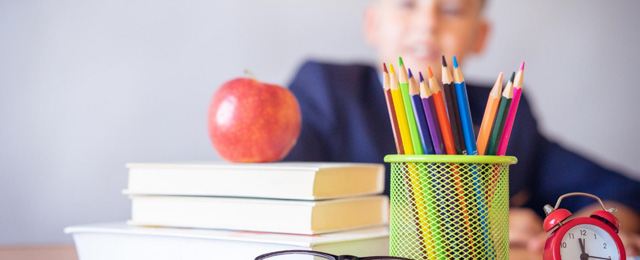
[452,56,492,256]
[451,56,477,155]
[408,69,435,154]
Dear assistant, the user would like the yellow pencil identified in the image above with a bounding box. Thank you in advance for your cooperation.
[389,63,414,155]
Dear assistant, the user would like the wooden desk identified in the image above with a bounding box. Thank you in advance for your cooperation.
[0,245,540,260]
[0,245,78,260]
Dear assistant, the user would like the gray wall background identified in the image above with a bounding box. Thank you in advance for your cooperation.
[1,0,639,245]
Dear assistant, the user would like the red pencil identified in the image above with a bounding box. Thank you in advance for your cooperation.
[382,63,404,154]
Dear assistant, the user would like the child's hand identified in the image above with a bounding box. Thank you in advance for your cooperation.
[619,231,640,256]
[509,207,547,252]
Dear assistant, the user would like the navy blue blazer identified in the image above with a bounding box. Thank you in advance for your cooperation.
[283,60,640,216]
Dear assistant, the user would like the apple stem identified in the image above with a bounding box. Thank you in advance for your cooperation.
[244,69,257,81]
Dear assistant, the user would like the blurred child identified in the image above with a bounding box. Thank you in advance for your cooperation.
[284,0,640,255]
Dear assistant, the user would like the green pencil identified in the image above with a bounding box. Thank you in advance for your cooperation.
[398,57,424,155]
[487,72,515,155]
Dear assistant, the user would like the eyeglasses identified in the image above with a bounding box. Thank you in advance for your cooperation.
[254,250,413,260]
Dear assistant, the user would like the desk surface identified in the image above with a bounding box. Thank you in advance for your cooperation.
[0,245,541,260]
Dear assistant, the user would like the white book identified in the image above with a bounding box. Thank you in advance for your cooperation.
[125,162,385,200]
[129,195,389,235]
[65,222,389,260]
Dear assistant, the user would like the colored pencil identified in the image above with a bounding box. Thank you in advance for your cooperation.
[486,72,515,156]
[428,66,467,253]
[389,63,415,155]
[410,68,442,258]
[452,56,488,256]
[442,56,466,155]
[427,66,472,240]
[405,167,432,259]
[398,57,424,155]
[419,71,444,155]
[408,69,435,154]
[426,66,457,155]
[382,63,404,154]
[497,62,525,156]
[475,72,504,258]
[476,72,504,155]
[401,65,434,258]
[391,63,429,256]
[419,70,447,258]
[429,64,475,253]
[452,56,477,155]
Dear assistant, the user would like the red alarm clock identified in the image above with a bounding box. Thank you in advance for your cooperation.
[542,192,626,260]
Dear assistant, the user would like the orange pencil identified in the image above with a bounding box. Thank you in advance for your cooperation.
[429,66,475,253]
[426,66,456,155]
[476,72,503,155]
[382,63,404,154]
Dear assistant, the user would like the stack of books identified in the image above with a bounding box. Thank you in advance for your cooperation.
[66,162,390,259]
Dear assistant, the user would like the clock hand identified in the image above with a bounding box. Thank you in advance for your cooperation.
[587,256,611,260]
[578,238,589,260]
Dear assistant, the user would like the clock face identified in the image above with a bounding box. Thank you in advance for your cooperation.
[559,224,619,260]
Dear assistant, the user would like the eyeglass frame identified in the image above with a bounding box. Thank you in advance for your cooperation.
[254,249,414,260]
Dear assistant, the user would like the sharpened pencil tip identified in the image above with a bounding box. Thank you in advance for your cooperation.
[442,55,447,67]
[427,66,434,78]
[419,72,424,82]
[408,68,413,78]
[389,63,395,74]
[452,55,459,69]
[509,71,515,82]
[398,56,404,67]
[519,61,525,71]
[382,63,387,73]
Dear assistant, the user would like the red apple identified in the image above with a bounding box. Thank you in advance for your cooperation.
[208,77,301,163]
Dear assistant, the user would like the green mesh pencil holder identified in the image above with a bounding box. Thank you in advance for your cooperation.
[384,155,517,260]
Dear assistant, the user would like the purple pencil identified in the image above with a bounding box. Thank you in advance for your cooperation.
[419,72,444,154]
